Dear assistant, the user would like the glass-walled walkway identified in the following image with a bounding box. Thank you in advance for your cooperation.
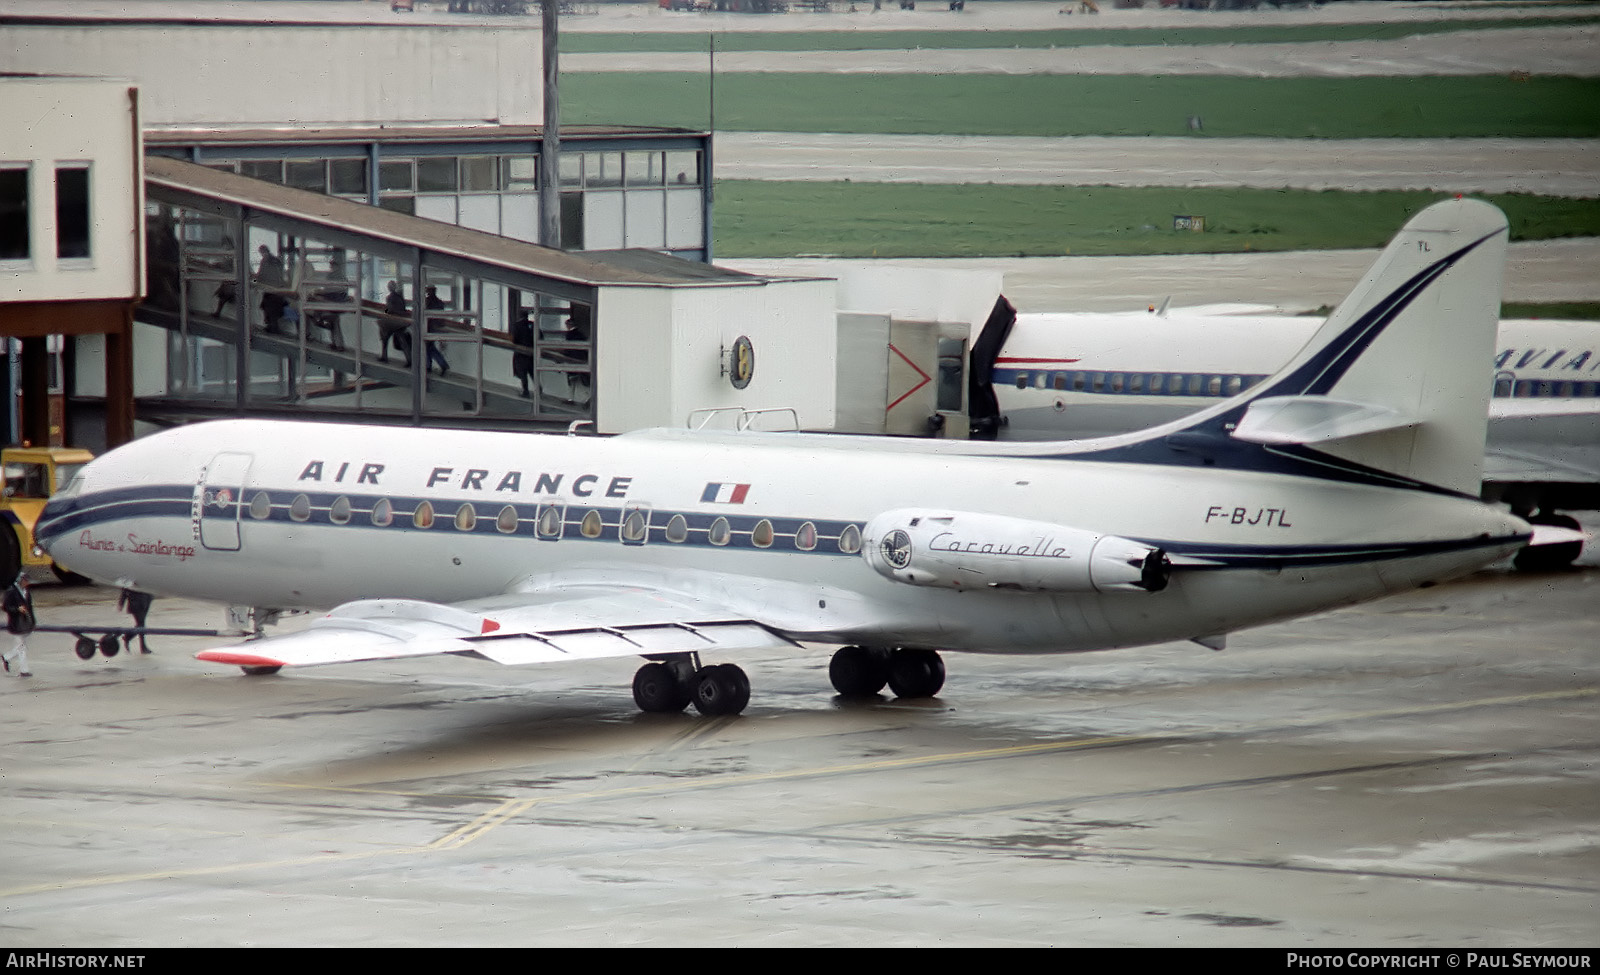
[137,157,608,429]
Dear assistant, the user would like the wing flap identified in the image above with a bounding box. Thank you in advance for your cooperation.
[195,591,797,670]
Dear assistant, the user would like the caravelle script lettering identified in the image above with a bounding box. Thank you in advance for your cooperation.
[930,532,1071,560]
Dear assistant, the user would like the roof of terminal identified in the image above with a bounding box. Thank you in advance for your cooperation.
[146,155,774,290]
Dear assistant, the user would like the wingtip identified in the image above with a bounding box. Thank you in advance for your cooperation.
[195,650,288,667]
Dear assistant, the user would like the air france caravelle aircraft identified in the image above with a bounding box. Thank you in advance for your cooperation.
[987,305,1600,569]
[36,199,1532,717]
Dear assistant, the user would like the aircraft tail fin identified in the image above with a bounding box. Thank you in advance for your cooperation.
[1225,198,1509,496]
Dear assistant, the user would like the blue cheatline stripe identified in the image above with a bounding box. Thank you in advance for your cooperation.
[42,485,1522,573]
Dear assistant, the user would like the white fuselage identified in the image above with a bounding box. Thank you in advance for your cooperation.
[39,418,1527,657]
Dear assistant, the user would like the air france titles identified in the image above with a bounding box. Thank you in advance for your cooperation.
[296,460,633,500]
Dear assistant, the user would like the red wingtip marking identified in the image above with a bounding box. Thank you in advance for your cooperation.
[481,619,501,634]
[196,650,289,667]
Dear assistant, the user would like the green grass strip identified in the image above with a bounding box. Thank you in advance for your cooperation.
[565,73,1600,138]
[712,183,1600,257]
[561,14,1600,53]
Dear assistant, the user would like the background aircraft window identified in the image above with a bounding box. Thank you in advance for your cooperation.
[665,514,688,543]
[537,504,563,539]
[752,519,774,548]
[1111,373,1125,393]
[1149,374,1164,394]
[1207,376,1223,396]
[413,500,435,530]
[496,505,519,534]
[1014,374,1028,389]
[1053,374,1067,391]
[1033,373,1048,390]
[622,509,648,543]
[709,517,731,546]
[580,510,603,538]
[795,522,817,551]
[455,503,477,532]
[329,497,352,525]
[1091,373,1106,393]
[371,498,393,527]
[1227,376,1243,395]
[290,494,312,522]
[1073,373,1086,392]
[1130,374,1145,393]
[838,524,862,554]
[1187,375,1205,395]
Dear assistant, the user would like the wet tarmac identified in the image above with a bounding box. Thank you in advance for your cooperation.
[1,563,1595,947]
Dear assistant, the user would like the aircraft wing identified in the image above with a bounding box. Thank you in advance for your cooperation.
[194,585,800,670]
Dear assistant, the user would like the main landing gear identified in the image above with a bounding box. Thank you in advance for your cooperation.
[630,645,947,718]
[828,645,945,700]
[632,656,750,717]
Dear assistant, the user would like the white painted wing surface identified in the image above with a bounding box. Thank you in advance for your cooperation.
[194,586,799,670]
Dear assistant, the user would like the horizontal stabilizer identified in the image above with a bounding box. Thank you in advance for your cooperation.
[1232,395,1414,445]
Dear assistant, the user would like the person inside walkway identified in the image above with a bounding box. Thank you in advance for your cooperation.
[424,286,450,376]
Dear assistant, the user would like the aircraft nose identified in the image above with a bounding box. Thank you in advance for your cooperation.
[35,473,88,556]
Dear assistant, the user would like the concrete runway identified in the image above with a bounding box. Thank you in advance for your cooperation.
[1,565,1596,948]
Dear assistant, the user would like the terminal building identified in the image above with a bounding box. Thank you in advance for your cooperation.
[1,5,992,454]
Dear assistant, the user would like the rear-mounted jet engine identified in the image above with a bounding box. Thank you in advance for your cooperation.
[862,509,1170,594]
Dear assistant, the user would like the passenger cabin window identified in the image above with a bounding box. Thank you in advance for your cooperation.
[795,522,818,551]
[838,524,862,554]
[496,505,519,534]
[536,504,563,539]
[621,508,649,543]
[371,498,393,527]
[709,517,731,546]
[454,503,477,532]
[290,494,312,522]
[413,500,435,529]
[329,497,352,525]
[665,513,689,543]
[752,519,774,548]
[580,510,603,538]
[249,492,272,520]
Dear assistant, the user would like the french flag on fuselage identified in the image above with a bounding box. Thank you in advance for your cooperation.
[701,482,750,504]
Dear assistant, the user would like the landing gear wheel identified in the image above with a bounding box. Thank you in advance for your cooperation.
[1513,513,1584,572]
[829,645,889,698]
[691,663,751,717]
[887,648,946,699]
[74,636,96,660]
[241,665,282,676]
[633,661,690,713]
[98,635,120,658]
